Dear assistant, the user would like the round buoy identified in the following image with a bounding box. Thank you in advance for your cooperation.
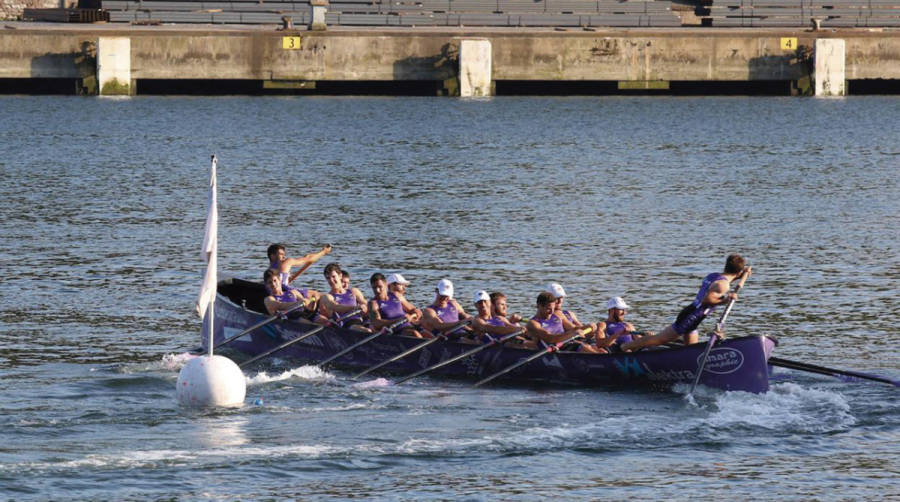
[176,354,246,407]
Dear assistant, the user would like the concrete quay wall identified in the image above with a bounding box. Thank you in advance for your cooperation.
[1,25,899,92]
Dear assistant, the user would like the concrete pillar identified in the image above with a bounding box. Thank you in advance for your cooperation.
[459,39,492,97]
[97,37,132,96]
[814,39,846,97]
[309,0,328,31]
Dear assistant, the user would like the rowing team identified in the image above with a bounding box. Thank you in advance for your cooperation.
[263,244,751,354]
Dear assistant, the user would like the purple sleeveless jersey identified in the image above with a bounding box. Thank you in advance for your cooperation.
[692,273,727,309]
[331,290,362,325]
[605,321,633,345]
[430,301,464,334]
[374,293,409,329]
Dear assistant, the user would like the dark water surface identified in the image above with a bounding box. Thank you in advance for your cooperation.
[0,96,898,500]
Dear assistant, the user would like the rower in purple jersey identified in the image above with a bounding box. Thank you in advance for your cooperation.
[368,272,424,337]
[266,243,329,300]
[621,254,751,352]
[471,290,525,344]
[594,297,652,352]
[318,262,371,332]
[526,292,602,353]
[546,283,600,339]
[421,279,471,338]
[262,268,312,316]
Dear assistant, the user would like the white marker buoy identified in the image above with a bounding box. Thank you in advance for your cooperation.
[176,354,246,407]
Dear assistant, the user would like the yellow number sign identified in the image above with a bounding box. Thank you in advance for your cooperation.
[780,37,798,51]
[282,36,302,50]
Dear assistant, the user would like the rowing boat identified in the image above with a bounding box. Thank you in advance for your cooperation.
[205,278,779,393]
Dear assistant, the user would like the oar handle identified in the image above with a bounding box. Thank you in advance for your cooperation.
[395,328,527,385]
[474,327,589,387]
[239,308,361,369]
[211,297,313,351]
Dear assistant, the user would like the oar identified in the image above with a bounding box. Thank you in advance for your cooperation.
[191,298,313,354]
[238,308,361,368]
[769,357,899,387]
[688,268,751,395]
[316,316,410,368]
[394,328,525,385]
[474,327,592,387]
[351,318,473,380]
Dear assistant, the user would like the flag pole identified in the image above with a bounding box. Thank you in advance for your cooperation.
[196,154,218,357]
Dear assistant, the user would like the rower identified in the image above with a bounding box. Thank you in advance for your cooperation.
[594,297,651,352]
[621,254,751,352]
[471,290,526,344]
[262,268,313,316]
[318,262,371,332]
[368,273,424,338]
[421,279,471,339]
[546,282,601,342]
[266,243,331,293]
[526,292,602,353]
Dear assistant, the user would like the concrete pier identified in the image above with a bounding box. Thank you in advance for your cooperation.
[97,37,132,95]
[0,24,898,95]
[814,38,847,97]
[459,39,493,97]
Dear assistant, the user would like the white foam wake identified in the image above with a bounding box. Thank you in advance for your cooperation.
[703,382,855,432]
[245,365,335,386]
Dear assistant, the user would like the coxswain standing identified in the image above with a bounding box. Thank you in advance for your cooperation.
[265,243,330,312]
[621,254,751,351]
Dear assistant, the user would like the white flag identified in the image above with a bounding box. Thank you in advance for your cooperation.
[195,155,218,318]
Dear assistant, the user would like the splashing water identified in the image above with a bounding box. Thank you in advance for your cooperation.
[352,378,391,389]
[245,365,335,386]
[703,382,856,432]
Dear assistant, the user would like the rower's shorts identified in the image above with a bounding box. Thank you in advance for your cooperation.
[672,304,709,336]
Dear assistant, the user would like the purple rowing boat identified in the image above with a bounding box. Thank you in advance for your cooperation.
[206,278,778,393]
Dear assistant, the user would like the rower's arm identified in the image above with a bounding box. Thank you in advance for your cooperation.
[285,245,332,280]
[319,294,358,315]
[263,295,307,316]
[352,288,369,316]
[368,300,392,330]
[422,308,464,332]
[452,300,471,320]
[398,297,422,322]
[481,322,523,336]
[526,318,574,345]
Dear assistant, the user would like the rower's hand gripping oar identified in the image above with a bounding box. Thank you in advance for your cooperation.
[689,267,751,395]
[193,297,315,354]
[394,328,526,385]
[316,316,410,368]
[768,357,899,388]
[351,318,473,380]
[474,326,593,387]
[238,308,362,368]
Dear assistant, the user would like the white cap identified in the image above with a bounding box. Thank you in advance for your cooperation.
[473,290,490,304]
[386,273,410,286]
[546,282,566,298]
[436,279,454,298]
[607,297,630,310]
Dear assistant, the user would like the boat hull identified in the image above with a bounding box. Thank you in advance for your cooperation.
[206,279,777,393]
